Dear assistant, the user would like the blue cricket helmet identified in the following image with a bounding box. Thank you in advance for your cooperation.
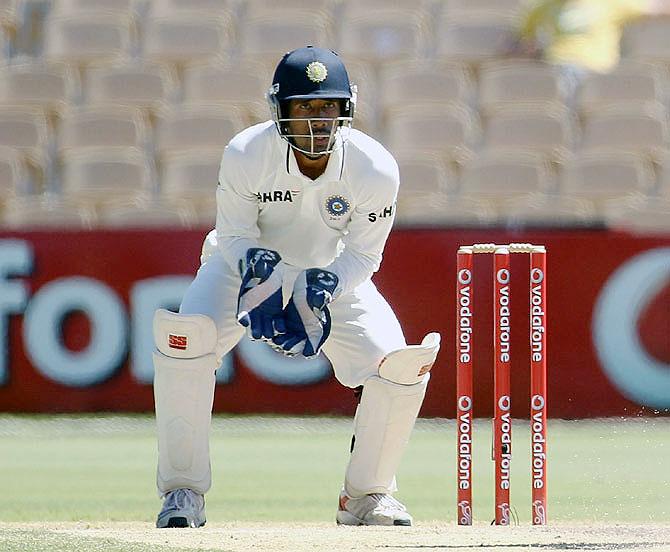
[267,46,357,156]
[271,46,354,103]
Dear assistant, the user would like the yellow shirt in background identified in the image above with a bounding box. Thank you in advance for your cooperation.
[520,0,651,71]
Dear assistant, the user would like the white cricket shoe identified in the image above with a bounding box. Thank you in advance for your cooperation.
[336,491,413,526]
[156,488,206,528]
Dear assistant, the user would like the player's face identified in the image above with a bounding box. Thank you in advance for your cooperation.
[285,99,342,155]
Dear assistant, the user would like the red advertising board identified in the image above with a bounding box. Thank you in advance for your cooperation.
[0,228,668,418]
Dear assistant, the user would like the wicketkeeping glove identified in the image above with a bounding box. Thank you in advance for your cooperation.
[271,268,339,358]
[237,248,286,341]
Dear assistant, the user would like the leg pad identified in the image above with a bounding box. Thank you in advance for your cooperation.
[154,350,217,495]
[379,332,440,385]
[345,373,429,497]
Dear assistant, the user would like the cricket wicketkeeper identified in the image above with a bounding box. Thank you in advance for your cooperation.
[152,46,441,528]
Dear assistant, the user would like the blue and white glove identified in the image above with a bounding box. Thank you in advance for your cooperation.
[271,268,339,358]
[237,248,286,341]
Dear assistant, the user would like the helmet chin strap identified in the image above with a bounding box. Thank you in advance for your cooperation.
[292,146,329,160]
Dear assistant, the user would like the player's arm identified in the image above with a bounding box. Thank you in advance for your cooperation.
[324,166,399,298]
[216,142,286,341]
[215,143,262,272]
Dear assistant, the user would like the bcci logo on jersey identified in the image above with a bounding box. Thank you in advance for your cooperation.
[325,195,350,218]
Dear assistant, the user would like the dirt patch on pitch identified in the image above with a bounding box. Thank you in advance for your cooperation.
[3,522,670,552]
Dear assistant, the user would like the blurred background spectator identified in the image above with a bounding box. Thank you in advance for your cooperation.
[517,0,670,70]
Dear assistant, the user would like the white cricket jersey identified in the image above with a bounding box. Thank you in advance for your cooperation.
[215,121,399,297]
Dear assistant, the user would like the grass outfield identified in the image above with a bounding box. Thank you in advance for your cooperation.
[2,415,668,525]
[2,415,670,552]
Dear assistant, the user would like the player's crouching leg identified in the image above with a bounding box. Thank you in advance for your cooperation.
[153,308,219,528]
[337,334,441,526]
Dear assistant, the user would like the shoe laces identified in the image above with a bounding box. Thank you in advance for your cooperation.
[164,488,199,511]
[367,493,406,512]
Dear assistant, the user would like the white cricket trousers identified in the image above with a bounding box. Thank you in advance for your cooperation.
[154,249,409,495]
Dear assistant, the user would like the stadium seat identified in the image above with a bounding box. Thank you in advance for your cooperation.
[43,13,136,65]
[656,154,670,199]
[478,60,571,114]
[0,0,16,21]
[604,194,670,233]
[340,0,430,23]
[143,14,233,66]
[576,61,668,113]
[378,60,474,116]
[0,1,15,59]
[350,98,377,138]
[184,196,216,226]
[240,15,334,63]
[243,0,333,20]
[441,0,527,18]
[150,0,236,18]
[97,196,197,228]
[394,194,496,228]
[57,105,149,151]
[580,103,669,159]
[0,61,77,114]
[483,105,575,160]
[59,147,153,204]
[338,11,429,65]
[338,58,377,134]
[395,151,457,198]
[459,151,553,201]
[435,14,518,64]
[558,152,656,207]
[181,61,270,124]
[500,192,598,227]
[620,15,670,63]
[1,194,97,229]
[0,146,28,196]
[0,106,50,192]
[50,0,138,15]
[0,27,8,62]
[154,105,245,155]
[341,58,376,93]
[385,104,480,162]
[0,106,49,164]
[160,149,221,205]
[85,60,178,111]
